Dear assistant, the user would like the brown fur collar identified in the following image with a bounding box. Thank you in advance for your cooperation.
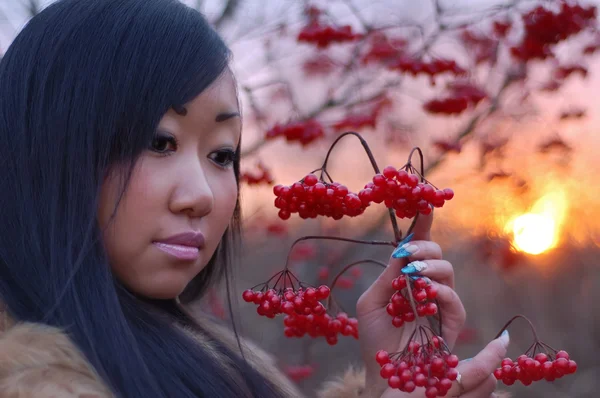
[0,304,366,398]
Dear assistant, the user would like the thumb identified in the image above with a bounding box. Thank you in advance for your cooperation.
[452,331,510,393]
[410,211,433,241]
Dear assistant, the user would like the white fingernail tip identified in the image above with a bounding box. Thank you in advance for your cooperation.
[402,244,419,253]
[409,260,428,272]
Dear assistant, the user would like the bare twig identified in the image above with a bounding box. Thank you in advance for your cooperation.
[212,0,240,30]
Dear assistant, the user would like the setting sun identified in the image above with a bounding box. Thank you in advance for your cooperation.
[504,190,568,255]
[512,213,556,254]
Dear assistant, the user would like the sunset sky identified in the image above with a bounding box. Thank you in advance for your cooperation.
[1,0,599,253]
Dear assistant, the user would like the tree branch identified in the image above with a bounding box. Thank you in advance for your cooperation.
[212,0,239,30]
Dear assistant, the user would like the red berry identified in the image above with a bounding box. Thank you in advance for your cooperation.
[388,375,402,389]
[372,173,387,187]
[376,350,390,366]
[443,188,454,200]
[414,277,428,289]
[425,386,438,398]
[242,289,255,302]
[380,363,396,378]
[446,354,459,368]
[304,174,318,186]
[403,380,416,392]
[383,166,398,179]
[534,353,548,363]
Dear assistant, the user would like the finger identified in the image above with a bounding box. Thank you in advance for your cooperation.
[392,239,442,264]
[457,375,497,398]
[445,331,510,397]
[429,281,466,332]
[411,211,434,241]
[359,242,443,309]
[402,259,453,287]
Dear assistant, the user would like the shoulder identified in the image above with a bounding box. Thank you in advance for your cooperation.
[0,321,113,398]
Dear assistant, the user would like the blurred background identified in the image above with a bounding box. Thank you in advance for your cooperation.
[1,0,598,397]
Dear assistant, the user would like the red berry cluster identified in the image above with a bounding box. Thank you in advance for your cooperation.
[274,174,367,220]
[331,97,391,132]
[241,162,274,186]
[357,166,454,219]
[242,285,330,318]
[377,334,460,397]
[460,30,498,65]
[284,311,359,345]
[424,97,470,115]
[265,120,325,146]
[493,20,512,38]
[432,139,462,154]
[361,32,407,65]
[386,276,438,327]
[302,54,336,77]
[331,112,378,132]
[424,82,487,115]
[388,57,466,82]
[459,19,510,66]
[297,22,361,48]
[511,3,597,61]
[554,64,588,80]
[494,350,577,386]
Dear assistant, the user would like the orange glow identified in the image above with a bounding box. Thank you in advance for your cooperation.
[504,190,568,255]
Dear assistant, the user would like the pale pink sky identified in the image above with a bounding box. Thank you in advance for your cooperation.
[1,0,598,247]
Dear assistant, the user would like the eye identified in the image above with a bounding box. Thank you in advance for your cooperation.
[208,149,236,168]
[149,132,177,154]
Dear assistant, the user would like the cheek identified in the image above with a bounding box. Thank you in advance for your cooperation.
[97,162,167,278]
[208,172,238,238]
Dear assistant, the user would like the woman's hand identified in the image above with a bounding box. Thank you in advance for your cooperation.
[355,213,508,397]
[378,333,510,398]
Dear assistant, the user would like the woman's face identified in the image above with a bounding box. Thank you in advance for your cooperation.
[98,71,241,299]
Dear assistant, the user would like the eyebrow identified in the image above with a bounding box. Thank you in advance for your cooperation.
[215,112,240,122]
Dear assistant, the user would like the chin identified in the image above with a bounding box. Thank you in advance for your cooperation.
[132,278,190,300]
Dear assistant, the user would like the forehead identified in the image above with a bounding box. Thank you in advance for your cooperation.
[184,70,239,115]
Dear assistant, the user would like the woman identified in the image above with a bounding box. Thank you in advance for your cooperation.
[0,0,509,397]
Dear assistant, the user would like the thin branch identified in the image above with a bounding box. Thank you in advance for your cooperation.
[213,0,240,30]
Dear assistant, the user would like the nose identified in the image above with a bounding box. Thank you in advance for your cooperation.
[169,160,214,218]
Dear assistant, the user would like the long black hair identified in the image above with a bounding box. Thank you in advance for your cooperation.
[0,0,283,396]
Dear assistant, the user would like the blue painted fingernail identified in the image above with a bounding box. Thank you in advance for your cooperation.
[401,233,414,245]
[392,233,415,258]
[402,261,427,274]
[463,358,472,362]
[392,247,410,258]
[401,265,417,274]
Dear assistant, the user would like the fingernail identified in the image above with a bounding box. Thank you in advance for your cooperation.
[463,358,472,362]
[392,244,419,259]
[401,260,427,274]
[499,330,510,347]
[392,234,416,259]
[400,233,414,245]
[392,243,419,258]
[401,265,416,274]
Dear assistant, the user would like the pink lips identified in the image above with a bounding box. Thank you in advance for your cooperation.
[153,232,205,261]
